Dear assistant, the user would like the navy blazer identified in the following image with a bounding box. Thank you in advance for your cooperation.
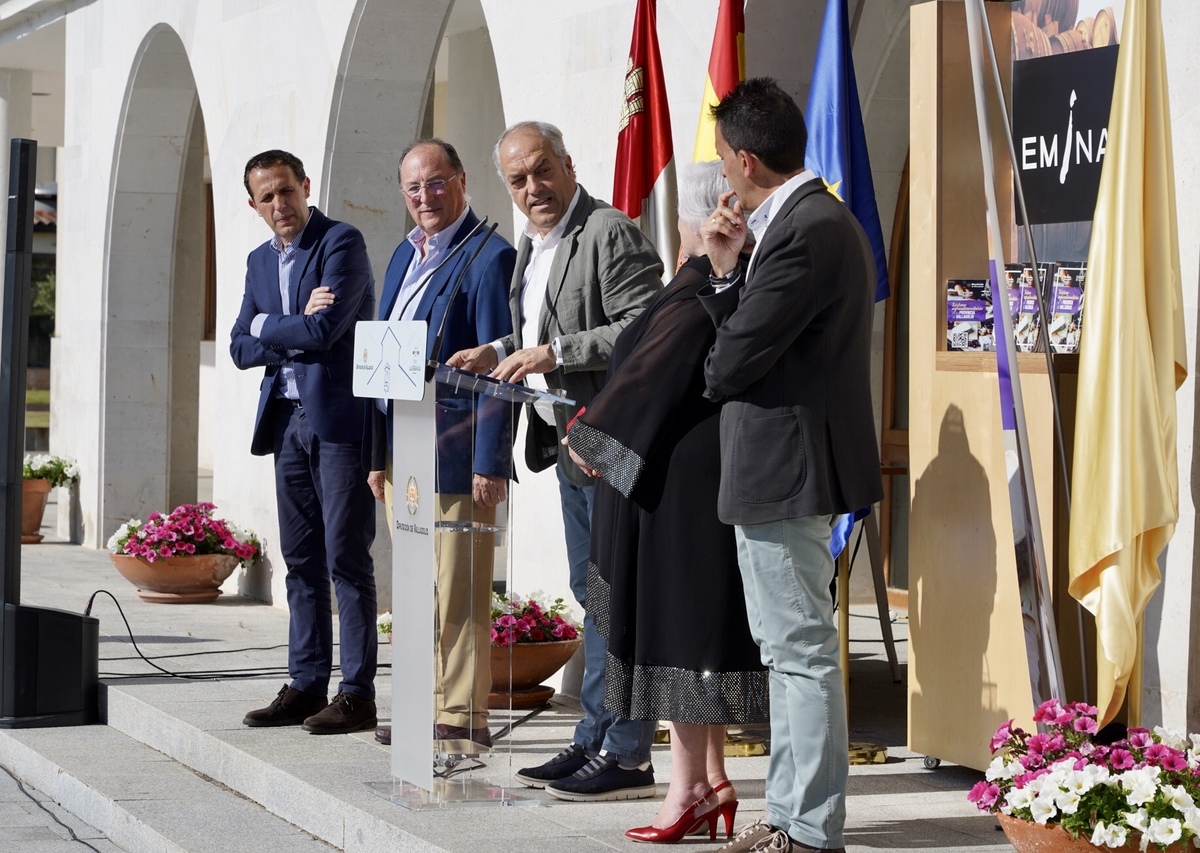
[230,207,375,456]
[365,209,516,494]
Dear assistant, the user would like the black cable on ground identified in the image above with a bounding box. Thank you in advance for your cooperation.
[0,765,105,853]
[86,589,391,680]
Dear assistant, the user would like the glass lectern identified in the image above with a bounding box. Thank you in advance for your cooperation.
[355,320,573,809]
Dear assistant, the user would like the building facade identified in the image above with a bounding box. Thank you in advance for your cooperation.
[0,0,1196,732]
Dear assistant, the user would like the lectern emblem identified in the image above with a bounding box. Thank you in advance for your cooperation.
[405,476,420,517]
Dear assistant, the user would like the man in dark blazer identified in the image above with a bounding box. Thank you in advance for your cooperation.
[230,150,379,736]
[360,139,515,750]
[448,121,662,802]
[698,80,882,853]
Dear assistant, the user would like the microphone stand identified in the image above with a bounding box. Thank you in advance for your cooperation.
[425,221,501,383]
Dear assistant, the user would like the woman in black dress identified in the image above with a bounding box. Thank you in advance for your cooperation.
[566,161,766,844]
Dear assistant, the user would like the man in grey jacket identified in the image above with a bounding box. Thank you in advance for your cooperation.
[699,79,882,853]
[448,120,661,802]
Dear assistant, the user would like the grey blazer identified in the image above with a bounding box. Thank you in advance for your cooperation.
[501,185,663,485]
[700,178,883,525]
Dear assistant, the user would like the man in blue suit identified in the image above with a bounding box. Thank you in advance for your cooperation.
[359,139,515,748]
[230,150,379,735]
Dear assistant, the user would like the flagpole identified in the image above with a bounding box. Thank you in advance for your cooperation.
[964,0,1066,711]
[643,161,678,278]
[976,3,1087,702]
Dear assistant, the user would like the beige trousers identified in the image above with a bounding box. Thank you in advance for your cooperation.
[385,475,495,728]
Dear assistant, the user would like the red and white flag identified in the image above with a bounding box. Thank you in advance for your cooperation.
[613,0,676,267]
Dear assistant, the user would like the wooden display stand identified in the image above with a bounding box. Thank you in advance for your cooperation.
[907,1,1089,772]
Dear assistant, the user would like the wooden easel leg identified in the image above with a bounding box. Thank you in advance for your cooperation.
[862,509,902,683]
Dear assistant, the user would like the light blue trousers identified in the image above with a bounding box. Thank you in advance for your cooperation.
[735,514,846,849]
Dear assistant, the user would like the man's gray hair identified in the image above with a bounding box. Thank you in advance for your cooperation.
[676,160,730,228]
[492,121,570,177]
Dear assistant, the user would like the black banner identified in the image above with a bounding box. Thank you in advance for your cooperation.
[1012,45,1118,226]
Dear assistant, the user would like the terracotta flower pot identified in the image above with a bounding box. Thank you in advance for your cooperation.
[488,637,582,709]
[21,478,52,544]
[109,553,240,604]
[996,812,1190,853]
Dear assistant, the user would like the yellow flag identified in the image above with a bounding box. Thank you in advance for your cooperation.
[693,0,744,161]
[1068,0,1186,728]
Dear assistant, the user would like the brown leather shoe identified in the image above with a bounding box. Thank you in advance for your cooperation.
[302,691,378,734]
[243,684,328,728]
[375,725,391,745]
[434,723,493,748]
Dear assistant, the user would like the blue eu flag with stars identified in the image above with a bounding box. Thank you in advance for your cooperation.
[804,0,890,303]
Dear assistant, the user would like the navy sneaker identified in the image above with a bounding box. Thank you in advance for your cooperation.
[545,752,656,802]
[515,743,590,788]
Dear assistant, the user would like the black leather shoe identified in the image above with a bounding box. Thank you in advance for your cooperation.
[434,723,493,748]
[375,725,391,745]
[302,691,378,734]
[243,684,328,728]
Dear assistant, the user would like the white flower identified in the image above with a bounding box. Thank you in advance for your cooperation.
[985,755,1012,781]
[1155,726,1189,751]
[1145,816,1183,847]
[1119,766,1161,806]
[1090,821,1128,849]
[1029,795,1058,824]
[1054,789,1081,814]
[1125,807,1150,833]
[376,612,392,633]
[1181,805,1200,836]
[1006,787,1035,811]
[1163,783,1195,812]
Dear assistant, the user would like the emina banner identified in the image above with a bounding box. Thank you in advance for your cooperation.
[1011,44,1118,226]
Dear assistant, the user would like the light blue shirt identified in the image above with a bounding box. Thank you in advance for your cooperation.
[250,219,309,400]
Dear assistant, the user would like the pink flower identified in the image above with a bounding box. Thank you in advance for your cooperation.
[991,720,1016,752]
[1073,715,1099,735]
[1108,748,1135,770]
[1128,729,1153,749]
[968,781,1000,809]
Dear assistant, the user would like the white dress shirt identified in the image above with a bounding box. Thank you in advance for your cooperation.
[497,187,582,423]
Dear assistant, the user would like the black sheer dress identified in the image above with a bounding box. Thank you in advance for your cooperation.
[568,255,767,725]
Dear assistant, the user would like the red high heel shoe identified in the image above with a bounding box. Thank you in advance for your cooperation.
[625,788,718,844]
[689,780,738,838]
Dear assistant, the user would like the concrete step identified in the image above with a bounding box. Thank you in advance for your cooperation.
[0,722,336,853]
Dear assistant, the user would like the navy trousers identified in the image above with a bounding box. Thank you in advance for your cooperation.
[271,401,377,699]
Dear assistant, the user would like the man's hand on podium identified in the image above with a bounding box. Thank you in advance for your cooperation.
[492,344,556,383]
[446,345,499,374]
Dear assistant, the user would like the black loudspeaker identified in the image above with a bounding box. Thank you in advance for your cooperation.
[0,604,99,727]
[0,140,100,727]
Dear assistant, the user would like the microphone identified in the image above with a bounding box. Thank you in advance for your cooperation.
[425,220,501,383]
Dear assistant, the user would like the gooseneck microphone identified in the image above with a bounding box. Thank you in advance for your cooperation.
[425,220,501,383]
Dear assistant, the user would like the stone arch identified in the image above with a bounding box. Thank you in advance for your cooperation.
[100,25,207,537]
[323,0,452,285]
[324,0,510,282]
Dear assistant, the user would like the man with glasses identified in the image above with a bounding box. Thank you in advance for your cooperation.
[350,138,515,749]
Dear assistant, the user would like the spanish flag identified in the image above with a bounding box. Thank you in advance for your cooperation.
[693,0,745,161]
[1068,0,1186,728]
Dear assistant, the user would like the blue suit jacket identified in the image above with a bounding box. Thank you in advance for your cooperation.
[230,207,376,456]
[365,209,516,494]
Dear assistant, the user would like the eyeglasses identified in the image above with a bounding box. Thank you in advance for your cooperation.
[402,173,460,202]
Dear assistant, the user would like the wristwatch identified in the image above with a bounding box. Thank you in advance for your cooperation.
[550,337,563,366]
